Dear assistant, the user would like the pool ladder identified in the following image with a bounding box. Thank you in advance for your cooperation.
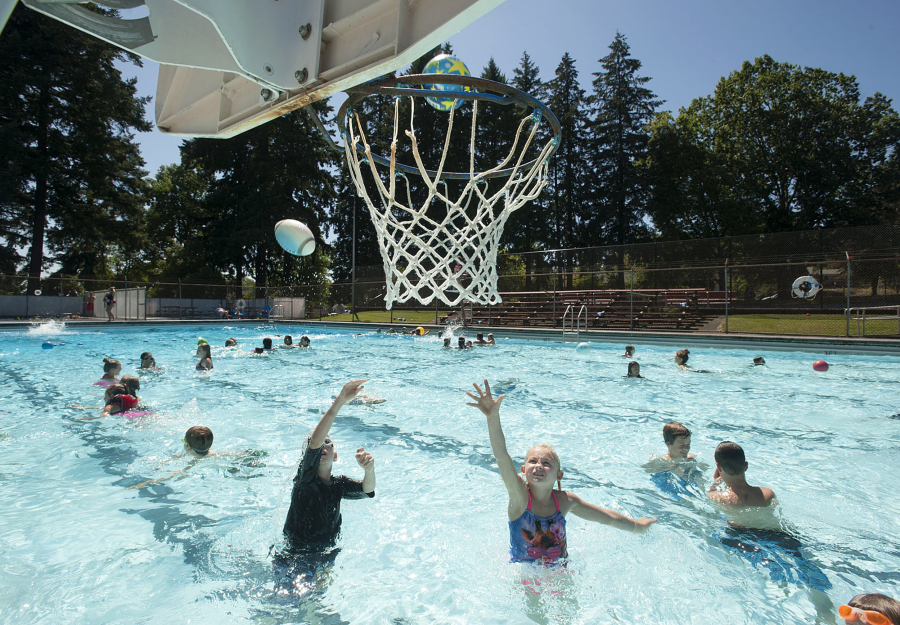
[269,304,285,320]
[562,304,587,337]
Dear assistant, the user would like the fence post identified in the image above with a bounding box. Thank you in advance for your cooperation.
[724,261,729,334]
[552,272,556,326]
[629,268,634,331]
[178,279,182,319]
[846,252,851,337]
[59,274,63,318]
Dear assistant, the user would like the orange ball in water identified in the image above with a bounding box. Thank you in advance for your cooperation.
[813,360,829,372]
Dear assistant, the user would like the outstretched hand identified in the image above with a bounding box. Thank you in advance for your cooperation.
[633,517,658,534]
[336,379,367,404]
[466,379,505,420]
[355,446,374,470]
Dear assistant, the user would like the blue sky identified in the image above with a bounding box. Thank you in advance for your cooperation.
[120,0,900,176]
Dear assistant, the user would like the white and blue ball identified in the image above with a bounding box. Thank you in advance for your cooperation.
[274,219,316,256]
[423,54,472,112]
[575,342,591,355]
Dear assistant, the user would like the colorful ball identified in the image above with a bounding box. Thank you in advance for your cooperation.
[423,54,472,112]
[575,342,591,354]
[813,360,829,372]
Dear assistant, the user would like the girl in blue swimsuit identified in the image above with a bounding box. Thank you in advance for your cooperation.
[467,380,657,563]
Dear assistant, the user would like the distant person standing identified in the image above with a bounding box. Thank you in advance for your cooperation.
[104,287,116,321]
[84,291,95,318]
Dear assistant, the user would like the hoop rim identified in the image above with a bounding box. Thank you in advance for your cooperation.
[336,74,561,181]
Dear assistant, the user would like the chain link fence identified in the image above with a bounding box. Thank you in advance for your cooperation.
[2,225,899,336]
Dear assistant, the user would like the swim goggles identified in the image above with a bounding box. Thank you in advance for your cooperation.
[839,605,894,625]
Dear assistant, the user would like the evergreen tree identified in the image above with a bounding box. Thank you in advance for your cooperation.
[545,52,589,288]
[0,4,151,293]
[588,32,661,246]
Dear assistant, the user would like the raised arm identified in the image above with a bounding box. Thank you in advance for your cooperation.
[310,379,367,449]
[565,493,657,534]
[466,380,526,505]
[356,446,376,494]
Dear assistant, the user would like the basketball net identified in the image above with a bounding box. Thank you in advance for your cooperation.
[343,96,556,309]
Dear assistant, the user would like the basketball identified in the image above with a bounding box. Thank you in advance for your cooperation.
[274,219,316,256]
[423,54,472,111]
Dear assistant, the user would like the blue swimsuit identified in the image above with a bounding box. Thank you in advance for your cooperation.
[508,491,568,562]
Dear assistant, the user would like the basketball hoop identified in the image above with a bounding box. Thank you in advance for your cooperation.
[336,74,561,309]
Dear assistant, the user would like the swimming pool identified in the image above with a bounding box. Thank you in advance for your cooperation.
[2,322,899,624]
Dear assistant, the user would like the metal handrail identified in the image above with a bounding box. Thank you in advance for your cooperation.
[576,304,587,335]
[846,305,900,336]
[562,304,573,335]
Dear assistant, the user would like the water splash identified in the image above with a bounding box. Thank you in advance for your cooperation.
[26,320,66,336]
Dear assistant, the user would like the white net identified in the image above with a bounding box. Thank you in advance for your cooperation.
[344,96,556,309]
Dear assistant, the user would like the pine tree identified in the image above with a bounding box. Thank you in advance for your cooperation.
[0,4,151,293]
[588,32,661,246]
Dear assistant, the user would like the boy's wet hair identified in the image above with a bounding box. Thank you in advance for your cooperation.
[254,347,264,354]
[625,344,635,353]
[225,337,237,347]
[848,593,900,624]
[675,349,690,363]
[140,352,153,361]
[103,357,121,373]
[284,335,293,345]
[185,426,214,454]
[263,337,273,349]
[476,332,484,339]
[753,356,765,365]
[300,335,310,344]
[714,441,746,475]
[663,421,691,444]
[120,375,140,395]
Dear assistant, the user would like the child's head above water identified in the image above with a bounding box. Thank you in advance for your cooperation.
[714,441,746,476]
[522,444,563,491]
[225,337,237,347]
[120,375,140,396]
[840,593,900,625]
[627,361,641,377]
[102,357,122,375]
[284,335,293,345]
[184,426,214,456]
[300,335,310,347]
[675,349,690,365]
[624,344,635,356]
[196,340,212,359]
[139,352,156,368]
[663,421,692,459]
[753,356,765,366]
[103,383,128,404]
[263,337,273,350]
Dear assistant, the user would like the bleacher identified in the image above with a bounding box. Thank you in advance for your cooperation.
[465,288,714,331]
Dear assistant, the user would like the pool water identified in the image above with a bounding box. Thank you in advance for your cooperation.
[1,322,899,624]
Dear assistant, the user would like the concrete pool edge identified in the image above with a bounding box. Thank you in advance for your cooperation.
[3,318,899,355]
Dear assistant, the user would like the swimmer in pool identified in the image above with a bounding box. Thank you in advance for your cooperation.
[626,361,643,378]
[674,349,691,370]
[707,441,775,508]
[283,335,295,348]
[127,426,215,489]
[487,333,496,346]
[139,352,157,369]
[467,380,656,563]
[282,379,376,552]
[442,337,452,348]
[622,344,635,357]
[473,332,490,345]
[75,382,142,419]
[99,357,121,382]
[299,335,311,348]
[196,339,213,370]
[839,593,900,625]
[225,337,237,347]
[753,356,766,366]
[262,337,274,351]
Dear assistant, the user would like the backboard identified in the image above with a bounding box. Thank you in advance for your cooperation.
[14,0,505,137]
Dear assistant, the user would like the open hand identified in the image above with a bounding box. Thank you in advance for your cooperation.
[337,379,368,403]
[355,446,374,470]
[466,380,505,420]
[633,517,658,534]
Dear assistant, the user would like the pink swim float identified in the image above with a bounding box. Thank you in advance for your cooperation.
[124,410,153,419]
[813,360,829,372]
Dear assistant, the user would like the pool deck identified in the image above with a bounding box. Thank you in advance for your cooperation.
[3,317,900,355]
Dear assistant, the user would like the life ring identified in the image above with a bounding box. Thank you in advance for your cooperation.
[237,299,245,310]
[791,276,821,299]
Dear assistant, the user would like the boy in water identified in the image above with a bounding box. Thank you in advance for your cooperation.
[708,441,774,507]
[283,379,375,552]
[663,422,694,462]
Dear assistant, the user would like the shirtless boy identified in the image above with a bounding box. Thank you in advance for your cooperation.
[707,441,775,507]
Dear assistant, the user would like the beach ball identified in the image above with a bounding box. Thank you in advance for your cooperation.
[423,54,472,111]
[813,360,829,372]
[575,342,591,355]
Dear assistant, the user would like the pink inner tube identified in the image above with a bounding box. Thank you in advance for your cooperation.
[123,410,153,419]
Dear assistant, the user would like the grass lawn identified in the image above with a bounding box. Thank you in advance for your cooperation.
[319,310,450,324]
[723,314,900,337]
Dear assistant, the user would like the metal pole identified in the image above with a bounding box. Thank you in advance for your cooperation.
[179,279,182,320]
[552,273,556,326]
[124,276,128,320]
[846,252,851,337]
[724,261,729,333]
[59,274,63,318]
[351,195,357,322]
[630,268,634,331]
